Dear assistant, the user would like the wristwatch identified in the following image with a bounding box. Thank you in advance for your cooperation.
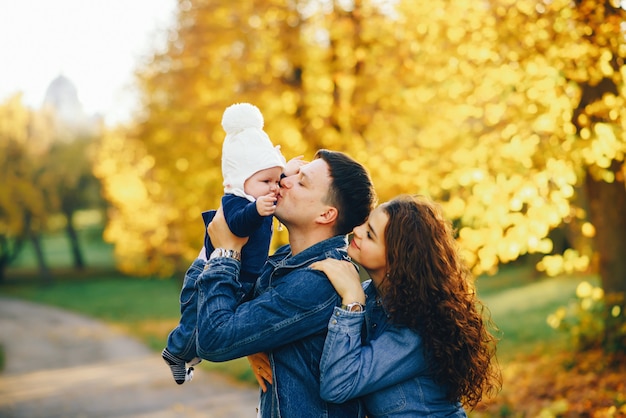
[341,302,365,312]
[209,248,242,262]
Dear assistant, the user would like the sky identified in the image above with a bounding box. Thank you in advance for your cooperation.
[0,0,178,125]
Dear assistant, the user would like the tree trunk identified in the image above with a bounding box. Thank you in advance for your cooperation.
[0,235,24,284]
[65,211,85,270]
[30,232,53,284]
[0,240,8,284]
[584,161,626,351]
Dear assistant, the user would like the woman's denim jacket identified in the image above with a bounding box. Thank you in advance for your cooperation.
[320,280,467,417]
[196,235,364,418]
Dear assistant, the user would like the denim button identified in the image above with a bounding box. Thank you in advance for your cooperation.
[335,311,340,316]
[331,319,337,325]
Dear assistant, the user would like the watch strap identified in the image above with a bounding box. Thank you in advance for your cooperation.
[209,248,242,262]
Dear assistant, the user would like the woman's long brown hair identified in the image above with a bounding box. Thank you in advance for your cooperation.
[381,195,502,408]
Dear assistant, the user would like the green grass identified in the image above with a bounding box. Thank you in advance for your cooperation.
[2,274,181,321]
[10,224,115,269]
[2,224,257,383]
[1,227,599,383]
[475,262,548,296]
[2,265,595,375]
[477,264,600,359]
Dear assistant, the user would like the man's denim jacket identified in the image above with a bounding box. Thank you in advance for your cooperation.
[196,235,364,418]
[319,280,467,417]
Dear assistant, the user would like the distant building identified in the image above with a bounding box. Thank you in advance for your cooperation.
[42,74,101,139]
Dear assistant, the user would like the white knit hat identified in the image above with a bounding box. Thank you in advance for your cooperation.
[221,103,286,201]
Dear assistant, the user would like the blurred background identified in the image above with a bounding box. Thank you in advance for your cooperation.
[1,0,625,416]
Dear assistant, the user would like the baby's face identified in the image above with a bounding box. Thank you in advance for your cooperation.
[244,166,283,199]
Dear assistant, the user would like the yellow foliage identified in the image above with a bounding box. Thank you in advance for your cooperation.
[93,0,626,278]
[0,95,54,237]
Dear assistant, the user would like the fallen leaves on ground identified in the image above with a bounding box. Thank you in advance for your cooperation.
[472,349,626,417]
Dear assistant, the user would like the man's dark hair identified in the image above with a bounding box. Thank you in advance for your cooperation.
[314,149,377,235]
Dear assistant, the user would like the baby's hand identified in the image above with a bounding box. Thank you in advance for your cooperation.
[256,193,278,216]
[284,156,307,176]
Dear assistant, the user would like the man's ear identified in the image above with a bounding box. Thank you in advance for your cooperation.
[317,207,338,225]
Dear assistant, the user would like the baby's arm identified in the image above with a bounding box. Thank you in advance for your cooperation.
[223,196,266,237]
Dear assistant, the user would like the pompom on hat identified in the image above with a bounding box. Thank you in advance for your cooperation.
[221,103,286,201]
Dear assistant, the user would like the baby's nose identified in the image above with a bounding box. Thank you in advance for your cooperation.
[279,176,291,189]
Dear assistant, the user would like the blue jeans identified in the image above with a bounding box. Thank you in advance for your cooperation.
[165,260,204,361]
[167,258,253,361]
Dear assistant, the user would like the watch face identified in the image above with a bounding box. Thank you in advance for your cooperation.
[344,302,364,312]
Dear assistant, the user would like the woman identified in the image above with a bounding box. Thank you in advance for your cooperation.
[310,195,501,417]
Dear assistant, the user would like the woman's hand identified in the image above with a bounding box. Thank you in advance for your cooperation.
[247,352,272,392]
[310,259,365,305]
[207,207,247,251]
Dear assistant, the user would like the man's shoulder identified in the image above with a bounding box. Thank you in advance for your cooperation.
[275,264,338,304]
[272,243,291,257]
[303,235,349,260]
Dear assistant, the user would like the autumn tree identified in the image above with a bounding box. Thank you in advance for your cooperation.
[569,0,626,351]
[0,92,103,279]
[94,0,422,275]
[0,95,54,282]
[391,0,626,351]
[95,0,312,276]
[38,138,103,270]
[96,0,625,347]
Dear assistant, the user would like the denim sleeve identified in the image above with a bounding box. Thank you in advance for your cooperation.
[196,257,338,362]
[319,307,427,403]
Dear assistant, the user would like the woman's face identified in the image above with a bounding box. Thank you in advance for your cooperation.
[348,206,389,286]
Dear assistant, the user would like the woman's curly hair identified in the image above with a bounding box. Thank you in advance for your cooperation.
[381,195,502,408]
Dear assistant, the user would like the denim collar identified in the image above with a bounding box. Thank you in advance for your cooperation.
[268,235,349,273]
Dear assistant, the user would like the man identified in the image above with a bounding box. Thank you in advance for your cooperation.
[195,149,376,417]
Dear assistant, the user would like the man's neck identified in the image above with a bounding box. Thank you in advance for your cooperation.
[287,228,335,256]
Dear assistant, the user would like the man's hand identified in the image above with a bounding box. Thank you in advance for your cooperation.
[207,207,247,251]
[256,193,278,217]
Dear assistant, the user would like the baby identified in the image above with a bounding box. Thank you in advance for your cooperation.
[162,103,303,384]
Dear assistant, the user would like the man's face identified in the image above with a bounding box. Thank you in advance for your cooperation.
[275,158,332,228]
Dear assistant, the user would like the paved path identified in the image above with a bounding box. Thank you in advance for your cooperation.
[0,297,260,417]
